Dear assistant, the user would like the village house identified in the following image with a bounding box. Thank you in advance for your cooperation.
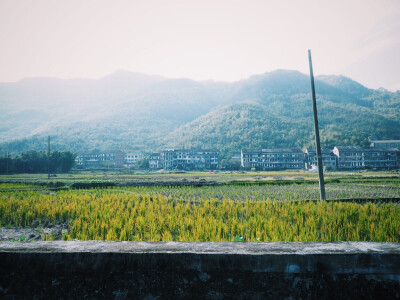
[149,153,162,170]
[124,152,144,165]
[304,148,337,170]
[332,146,364,169]
[333,146,400,169]
[150,149,219,170]
[74,139,400,171]
[370,139,400,149]
[75,150,125,168]
[242,146,400,171]
[362,148,400,169]
[223,152,242,170]
[241,148,304,170]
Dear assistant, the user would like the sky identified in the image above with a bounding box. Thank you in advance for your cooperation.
[0,0,399,90]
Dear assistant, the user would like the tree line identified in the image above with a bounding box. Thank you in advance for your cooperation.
[0,150,76,174]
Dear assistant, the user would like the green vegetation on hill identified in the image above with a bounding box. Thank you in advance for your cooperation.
[163,95,399,158]
[1,70,399,158]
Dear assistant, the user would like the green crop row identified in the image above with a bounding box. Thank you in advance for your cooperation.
[110,183,400,202]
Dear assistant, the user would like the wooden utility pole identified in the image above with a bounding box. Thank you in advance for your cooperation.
[47,136,51,179]
[308,50,326,201]
[5,152,9,175]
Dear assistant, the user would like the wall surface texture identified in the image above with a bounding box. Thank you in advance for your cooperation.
[1,242,399,299]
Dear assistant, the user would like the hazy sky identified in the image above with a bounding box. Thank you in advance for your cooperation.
[1,0,399,90]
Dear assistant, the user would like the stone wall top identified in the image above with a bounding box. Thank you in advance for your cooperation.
[1,241,399,254]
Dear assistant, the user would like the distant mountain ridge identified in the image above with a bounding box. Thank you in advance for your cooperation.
[1,69,400,159]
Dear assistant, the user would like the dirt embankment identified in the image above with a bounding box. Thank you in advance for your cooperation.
[0,222,68,242]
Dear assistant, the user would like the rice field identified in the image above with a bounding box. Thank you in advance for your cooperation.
[110,182,400,202]
[0,174,399,242]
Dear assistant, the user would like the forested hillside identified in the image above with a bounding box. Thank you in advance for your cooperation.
[1,70,399,159]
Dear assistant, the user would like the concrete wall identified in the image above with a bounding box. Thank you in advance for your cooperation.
[1,242,399,299]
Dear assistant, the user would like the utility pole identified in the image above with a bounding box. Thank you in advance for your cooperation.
[308,50,326,201]
[5,152,9,175]
[47,136,51,179]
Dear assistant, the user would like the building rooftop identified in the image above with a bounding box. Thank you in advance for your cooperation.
[371,140,400,143]
[304,148,334,154]
[163,149,219,154]
[78,150,124,155]
[362,148,400,152]
[243,148,303,153]
[334,146,363,152]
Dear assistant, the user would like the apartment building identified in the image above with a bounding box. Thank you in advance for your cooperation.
[74,142,399,171]
[224,152,242,170]
[124,152,144,165]
[332,146,364,169]
[333,146,400,169]
[149,153,162,170]
[370,139,400,149]
[304,148,337,170]
[241,148,304,170]
[75,150,125,168]
[362,148,400,169]
[150,149,219,170]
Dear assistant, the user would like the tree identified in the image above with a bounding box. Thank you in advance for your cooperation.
[59,151,76,173]
[136,157,150,170]
[0,150,76,174]
[50,151,76,173]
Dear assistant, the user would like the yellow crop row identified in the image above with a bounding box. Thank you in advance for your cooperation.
[0,189,399,242]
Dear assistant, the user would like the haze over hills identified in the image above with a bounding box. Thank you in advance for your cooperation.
[1,69,400,159]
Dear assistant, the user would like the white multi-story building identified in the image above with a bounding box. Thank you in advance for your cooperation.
[150,149,219,170]
[304,148,337,170]
[333,146,364,169]
[362,148,399,169]
[333,146,400,169]
[124,152,144,165]
[149,153,162,170]
[75,150,125,168]
[370,139,400,149]
[241,148,304,170]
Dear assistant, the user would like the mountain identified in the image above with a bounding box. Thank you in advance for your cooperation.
[162,95,399,158]
[1,70,400,158]
[317,75,372,98]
